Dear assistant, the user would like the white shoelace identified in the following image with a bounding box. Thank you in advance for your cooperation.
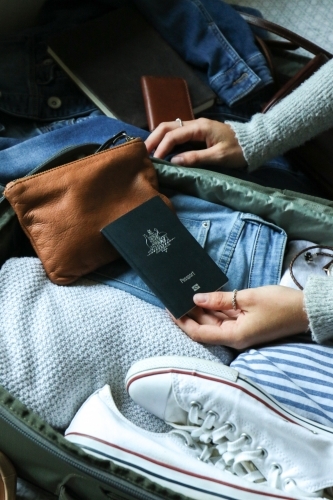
[169,401,330,499]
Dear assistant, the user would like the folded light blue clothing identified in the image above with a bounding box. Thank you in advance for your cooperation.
[89,189,287,306]
[231,339,333,427]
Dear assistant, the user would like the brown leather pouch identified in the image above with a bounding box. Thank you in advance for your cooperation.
[4,135,172,285]
[141,75,195,131]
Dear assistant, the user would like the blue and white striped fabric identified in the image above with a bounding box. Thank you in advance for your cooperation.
[230,336,333,427]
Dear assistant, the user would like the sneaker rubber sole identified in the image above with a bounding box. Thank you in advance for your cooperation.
[125,355,333,438]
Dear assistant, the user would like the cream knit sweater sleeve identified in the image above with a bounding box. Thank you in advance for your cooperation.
[303,275,333,344]
[226,59,333,171]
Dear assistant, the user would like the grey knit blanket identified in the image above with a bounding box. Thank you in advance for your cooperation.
[0,257,234,432]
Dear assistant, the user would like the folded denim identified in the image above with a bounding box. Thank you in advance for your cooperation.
[88,189,287,308]
[131,0,273,105]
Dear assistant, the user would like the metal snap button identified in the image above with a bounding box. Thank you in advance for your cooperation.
[47,96,62,109]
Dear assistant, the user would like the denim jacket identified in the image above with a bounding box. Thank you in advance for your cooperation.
[0,0,272,131]
[0,0,119,125]
[132,0,273,106]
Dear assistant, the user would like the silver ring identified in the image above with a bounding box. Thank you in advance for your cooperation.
[175,118,183,127]
[232,289,238,310]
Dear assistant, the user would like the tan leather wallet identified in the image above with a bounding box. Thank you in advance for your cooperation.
[141,75,195,131]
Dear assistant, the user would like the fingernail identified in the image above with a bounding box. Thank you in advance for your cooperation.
[194,293,207,303]
[171,156,184,165]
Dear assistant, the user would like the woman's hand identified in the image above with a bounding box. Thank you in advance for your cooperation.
[172,286,309,350]
[145,118,247,169]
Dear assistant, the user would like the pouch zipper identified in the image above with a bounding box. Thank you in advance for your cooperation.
[4,131,137,193]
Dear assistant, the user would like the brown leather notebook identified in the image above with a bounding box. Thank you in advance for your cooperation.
[141,76,195,131]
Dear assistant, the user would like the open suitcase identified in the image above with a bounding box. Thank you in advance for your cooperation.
[1,152,333,500]
[1,0,333,498]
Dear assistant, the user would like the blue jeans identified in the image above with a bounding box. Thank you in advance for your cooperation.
[131,0,273,106]
[88,188,287,308]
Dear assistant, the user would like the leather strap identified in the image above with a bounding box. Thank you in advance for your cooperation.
[262,52,330,112]
[240,12,333,59]
[263,40,299,51]
[254,34,279,88]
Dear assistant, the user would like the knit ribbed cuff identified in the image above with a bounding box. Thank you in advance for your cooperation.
[226,117,271,171]
[303,275,333,343]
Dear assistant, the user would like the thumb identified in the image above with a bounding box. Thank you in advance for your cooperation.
[193,290,239,311]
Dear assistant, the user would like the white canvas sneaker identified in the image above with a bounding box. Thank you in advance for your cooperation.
[125,356,333,499]
[65,384,307,500]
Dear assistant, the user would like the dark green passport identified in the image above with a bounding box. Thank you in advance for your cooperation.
[101,196,228,318]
